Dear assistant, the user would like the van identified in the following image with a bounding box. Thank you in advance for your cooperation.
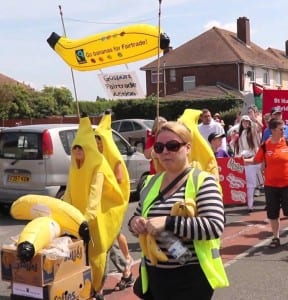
[0,124,150,212]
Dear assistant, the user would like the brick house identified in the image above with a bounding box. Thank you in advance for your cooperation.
[141,17,288,100]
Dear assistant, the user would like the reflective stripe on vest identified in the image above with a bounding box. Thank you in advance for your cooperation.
[140,168,229,293]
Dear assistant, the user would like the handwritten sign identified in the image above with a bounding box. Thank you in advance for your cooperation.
[217,157,247,205]
[98,71,144,99]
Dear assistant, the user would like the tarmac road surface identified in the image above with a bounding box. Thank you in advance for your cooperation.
[2,196,288,300]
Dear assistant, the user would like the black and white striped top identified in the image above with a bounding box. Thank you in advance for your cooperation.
[133,175,225,268]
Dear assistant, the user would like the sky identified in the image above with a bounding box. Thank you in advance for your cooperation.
[1,0,288,101]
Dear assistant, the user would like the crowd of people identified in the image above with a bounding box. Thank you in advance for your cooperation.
[61,104,288,300]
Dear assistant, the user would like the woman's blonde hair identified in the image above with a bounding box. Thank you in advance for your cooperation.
[152,116,167,134]
[155,121,191,144]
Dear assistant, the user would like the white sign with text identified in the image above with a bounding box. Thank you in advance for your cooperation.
[98,71,145,99]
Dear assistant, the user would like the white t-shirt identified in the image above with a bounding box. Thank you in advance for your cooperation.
[198,120,227,151]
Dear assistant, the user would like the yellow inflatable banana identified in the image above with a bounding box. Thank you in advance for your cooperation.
[10,195,87,240]
[17,216,61,262]
[170,199,197,217]
[178,109,219,180]
[47,24,170,71]
[94,110,130,203]
[63,117,127,291]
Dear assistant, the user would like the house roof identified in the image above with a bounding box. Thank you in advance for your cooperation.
[141,26,288,71]
[160,84,243,101]
[0,73,20,85]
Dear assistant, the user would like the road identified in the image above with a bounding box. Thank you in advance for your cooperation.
[1,196,288,299]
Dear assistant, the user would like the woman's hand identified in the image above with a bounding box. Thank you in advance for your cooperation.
[146,216,167,235]
[130,216,147,235]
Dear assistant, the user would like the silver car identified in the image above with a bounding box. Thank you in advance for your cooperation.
[111,119,154,150]
[0,124,149,211]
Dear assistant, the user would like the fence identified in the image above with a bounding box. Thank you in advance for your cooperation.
[1,116,102,127]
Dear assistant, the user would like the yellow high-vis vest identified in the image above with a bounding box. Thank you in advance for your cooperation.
[140,168,229,293]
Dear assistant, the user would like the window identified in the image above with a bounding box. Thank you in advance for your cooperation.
[0,132,41,159]
[275,71,282,86]
[169,69,176,82]
[151,70,163,83]
[263,70,270,85]
[119,121,133,132]
[183,76,195,91]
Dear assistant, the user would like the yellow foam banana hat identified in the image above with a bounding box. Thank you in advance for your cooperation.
[64,117,127,291]
[17,216,61,262]
[47,24,170,71]
[10,194,86,239]
[178,109,219,180]
[94,111,130,202]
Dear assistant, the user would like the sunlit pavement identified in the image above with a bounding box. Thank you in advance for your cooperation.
[102,200,288,299]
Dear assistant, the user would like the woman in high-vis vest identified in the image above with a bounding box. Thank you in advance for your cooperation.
[128,121,228,300]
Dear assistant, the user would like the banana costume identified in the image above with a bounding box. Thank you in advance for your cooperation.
[17,216,61,262]
[94,111,130,202]
[178,109,219,180]
[47,24,170,71]
[63,117,127,292]
[10,195,87,239]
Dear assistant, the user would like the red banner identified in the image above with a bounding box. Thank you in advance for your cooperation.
[217,157,247,205]
[263,89,288,124]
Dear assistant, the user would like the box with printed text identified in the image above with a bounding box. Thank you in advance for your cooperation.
[11,266,93,300]
[1,238,86,286]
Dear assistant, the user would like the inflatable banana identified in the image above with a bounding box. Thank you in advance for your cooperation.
[63,117,127,291]
[10,195,87,240]
[170,199,197,217]
[47,24,170,71]
[94,110,130,203]
[178,109,219,180]
[17,216,61,262]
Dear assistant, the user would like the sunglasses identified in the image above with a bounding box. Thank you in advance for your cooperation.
[154,140,186,154]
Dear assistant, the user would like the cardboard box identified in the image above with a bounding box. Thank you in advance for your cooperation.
[1,238,86,286]
[12,266,93,300]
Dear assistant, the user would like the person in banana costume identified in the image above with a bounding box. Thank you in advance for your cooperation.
[178,108,219,181]
[94,111,134,291]
[63,117,127,296]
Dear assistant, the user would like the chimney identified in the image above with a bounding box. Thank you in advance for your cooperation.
[285,40,288,57]
[237,17,250,46]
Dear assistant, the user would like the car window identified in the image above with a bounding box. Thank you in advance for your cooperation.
[133,122,143,131]
[112,132,128,154]
[0,132,41,160]
[119,121,133,132]
[143,120,154,129]
[59,129,77,155]
[111,122,120,131]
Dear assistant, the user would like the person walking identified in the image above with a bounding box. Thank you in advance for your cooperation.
[262,106,288,142]
[128,121,228,300]
[229,115,262,212]
[244,118,288,248]
[208,132,230,158]
[63,117,127,300]
[144,116,167,174]
[198,108,227,151]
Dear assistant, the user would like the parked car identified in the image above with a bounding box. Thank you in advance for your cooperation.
[0,124,150,212]
[111,119,154,150]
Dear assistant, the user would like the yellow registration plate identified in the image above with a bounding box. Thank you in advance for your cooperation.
[8,175,30,183]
